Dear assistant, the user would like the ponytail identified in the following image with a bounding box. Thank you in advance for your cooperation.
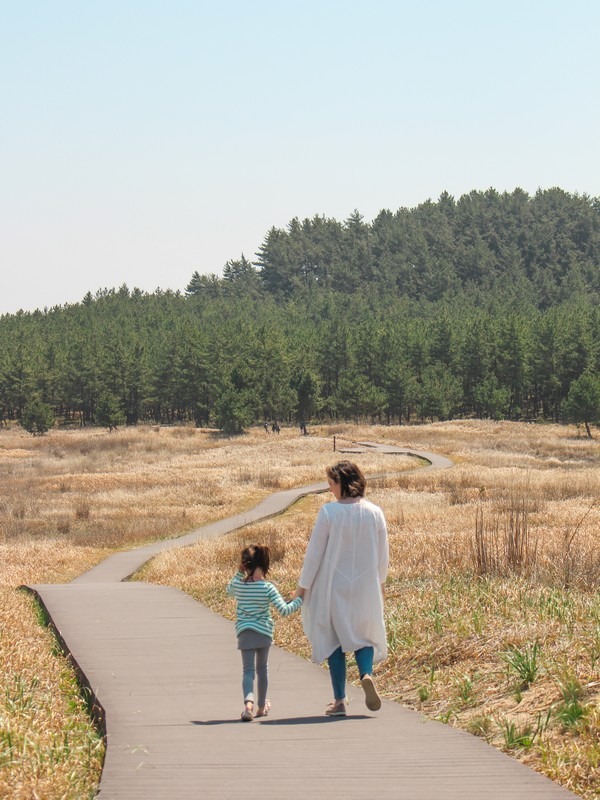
[240,544,271,580]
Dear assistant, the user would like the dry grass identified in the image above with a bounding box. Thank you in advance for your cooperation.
[1,419,599,798]
[0,542,108,800]
[0,424,412,547]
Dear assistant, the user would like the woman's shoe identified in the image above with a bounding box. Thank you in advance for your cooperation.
[325,700,346,716]
[241,701,254,721]
[361,674,381,711]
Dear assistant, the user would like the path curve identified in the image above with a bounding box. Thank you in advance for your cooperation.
[24,443,576,799]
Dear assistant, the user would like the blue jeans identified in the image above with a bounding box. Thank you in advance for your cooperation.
[327,646,374,701]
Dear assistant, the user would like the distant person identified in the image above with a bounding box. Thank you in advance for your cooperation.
[299,421,308,435]
[272,421,280,434]
[292,461,388,716]
[227,544,303,721]
[263,422,270,433]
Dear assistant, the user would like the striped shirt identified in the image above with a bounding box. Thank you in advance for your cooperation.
[226,572,303,639]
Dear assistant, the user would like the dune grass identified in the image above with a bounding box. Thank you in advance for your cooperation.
[0,543,108,800]
[1,420,598,798]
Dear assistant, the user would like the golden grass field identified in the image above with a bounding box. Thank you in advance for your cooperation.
[1,420,599,799]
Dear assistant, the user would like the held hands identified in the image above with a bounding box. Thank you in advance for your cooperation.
[291,587,305,600]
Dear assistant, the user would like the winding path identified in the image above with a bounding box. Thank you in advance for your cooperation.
[25,442,576,799]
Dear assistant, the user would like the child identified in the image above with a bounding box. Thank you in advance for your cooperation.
[226,544,303,721]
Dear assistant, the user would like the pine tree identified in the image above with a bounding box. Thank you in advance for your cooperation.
[95,391,126,432]
[562,373,600,438]
[20,397,55,435]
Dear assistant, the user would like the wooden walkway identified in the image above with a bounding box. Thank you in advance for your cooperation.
[24,443,578,799]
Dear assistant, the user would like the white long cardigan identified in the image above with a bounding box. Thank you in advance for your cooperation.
[298,498,389,664]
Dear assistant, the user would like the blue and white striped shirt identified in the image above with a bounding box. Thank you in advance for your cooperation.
[226,572,303,639]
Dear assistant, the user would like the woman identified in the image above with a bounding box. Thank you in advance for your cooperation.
[293,460,388,716]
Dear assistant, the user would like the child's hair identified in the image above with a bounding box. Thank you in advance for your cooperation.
[240,544,270,580]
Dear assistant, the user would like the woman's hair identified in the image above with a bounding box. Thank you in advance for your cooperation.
[240,544,270,579]
[326,460,366,498]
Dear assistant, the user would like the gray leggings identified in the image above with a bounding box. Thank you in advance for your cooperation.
[241,646,270,708]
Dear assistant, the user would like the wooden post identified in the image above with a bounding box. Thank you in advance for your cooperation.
[333,435,336,452]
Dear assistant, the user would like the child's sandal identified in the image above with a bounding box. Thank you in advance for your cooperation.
[255,699,271,718]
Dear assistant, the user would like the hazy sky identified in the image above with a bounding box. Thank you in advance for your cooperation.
[2,0,599,314]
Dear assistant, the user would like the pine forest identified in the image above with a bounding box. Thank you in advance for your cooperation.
[2,187,600,435]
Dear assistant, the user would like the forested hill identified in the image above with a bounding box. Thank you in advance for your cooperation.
[2,187,600,434]
[190,187,600,307]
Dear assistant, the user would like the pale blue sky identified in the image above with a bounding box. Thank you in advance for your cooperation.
[2,0,599,314]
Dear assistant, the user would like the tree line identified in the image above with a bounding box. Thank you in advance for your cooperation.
[1,188,599,435]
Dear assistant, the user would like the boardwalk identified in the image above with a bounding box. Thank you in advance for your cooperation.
[25,444,577,799]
